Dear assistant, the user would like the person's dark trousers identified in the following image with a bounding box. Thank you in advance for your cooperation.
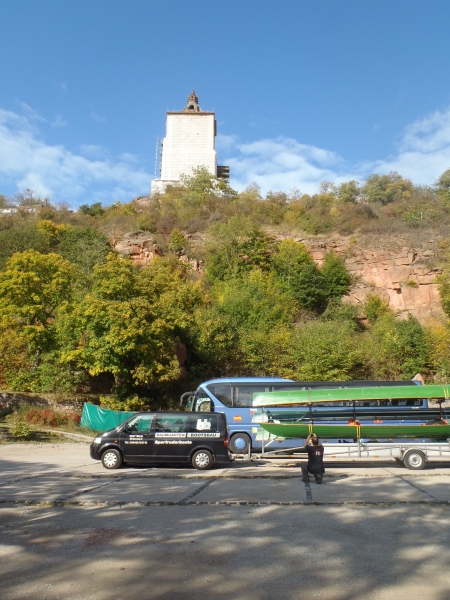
[301,464,310,481]
[301,464,323,483]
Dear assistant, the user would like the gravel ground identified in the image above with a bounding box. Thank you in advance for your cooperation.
[1,443,450,600]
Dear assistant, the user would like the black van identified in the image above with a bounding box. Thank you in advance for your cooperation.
[90,411,231,470]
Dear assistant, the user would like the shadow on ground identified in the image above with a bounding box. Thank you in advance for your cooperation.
[1,502,450,600]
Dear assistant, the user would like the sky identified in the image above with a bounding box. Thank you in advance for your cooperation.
[1,0,450,207]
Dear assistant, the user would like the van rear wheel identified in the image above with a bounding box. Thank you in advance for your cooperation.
[230,433,251,454]
[192,450,213,470]
[101,449,122,470]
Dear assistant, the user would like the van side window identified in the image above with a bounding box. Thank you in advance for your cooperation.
[187,416,218,433]
[153,415,219,433]
[154,415,188,433]
[125,415,153,432]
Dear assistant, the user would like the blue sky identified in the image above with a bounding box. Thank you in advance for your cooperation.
[1,0,450,207]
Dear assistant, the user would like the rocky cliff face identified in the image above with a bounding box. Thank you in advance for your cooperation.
[113,231,163,266]
[113,231,444,323]
[302,238,443,323]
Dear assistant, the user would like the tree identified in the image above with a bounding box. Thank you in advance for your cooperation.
[180,166,237,202]
[271,239,326,311]
[436,168,450,205]
[78,202,105,217]
[320,251,352,300]
[0,194,11,209]
[0,250,77,352]
[362,293,391,324]
[363,172,413,205]
[57,226,112,277]
[12,189,44,207]
[335,180,361,203]
[168,228,186,254]
[194,270,298,376]
[320,298,361,331]
[361,314,430,379]
[286,321,362,380]
[59,255,205,398]
[36,219,71,248]
[425,320,450,380]
[205,217,275,282]
[437,259,450,317]
[0,224,50,270]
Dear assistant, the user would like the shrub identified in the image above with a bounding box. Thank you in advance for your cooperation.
[11,418,31,439]
[404,280,419,288]
[14,405,81,428]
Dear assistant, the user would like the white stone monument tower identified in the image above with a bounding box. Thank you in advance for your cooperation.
[151,91,229,194]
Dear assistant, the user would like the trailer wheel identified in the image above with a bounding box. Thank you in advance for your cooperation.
[403,450,426,470]
[230,433,251,454]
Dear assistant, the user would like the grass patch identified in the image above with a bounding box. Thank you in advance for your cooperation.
[0,422,78,444]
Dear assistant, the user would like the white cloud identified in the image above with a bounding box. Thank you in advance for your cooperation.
[1,103,450,210]
[80,144,108,159]
[90,111,107,123]
[51,115,67,128]
[0,108,150,207]
[367,108,450,184]
[222,106,450,194]
[18,101,47,123]
[222,135,353,194]
[120,152,140,164]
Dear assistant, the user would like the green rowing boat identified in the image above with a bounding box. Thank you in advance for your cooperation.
[253,384,450,407]
[259,422,450,440]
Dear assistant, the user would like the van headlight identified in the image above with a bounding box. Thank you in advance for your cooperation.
[93,436,103,444]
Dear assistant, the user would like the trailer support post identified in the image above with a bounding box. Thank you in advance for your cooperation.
[261,407,265,455]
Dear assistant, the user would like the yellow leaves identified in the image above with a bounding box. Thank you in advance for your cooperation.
[0,250,77,350]
[424,320,450,377]
[329,206,339,222]
[37,220,70,247]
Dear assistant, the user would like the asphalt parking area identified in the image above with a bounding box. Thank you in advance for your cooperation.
[2,443,450,599]
[1,443,450,506]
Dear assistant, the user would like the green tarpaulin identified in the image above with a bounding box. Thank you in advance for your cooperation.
[80,403,136,432]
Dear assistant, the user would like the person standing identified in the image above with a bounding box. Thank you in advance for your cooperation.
[300,433,324,484]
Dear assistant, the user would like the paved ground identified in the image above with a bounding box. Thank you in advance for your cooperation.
[1,443,450,599]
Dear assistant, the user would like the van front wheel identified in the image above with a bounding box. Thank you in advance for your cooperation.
[101,449,123,470]
[192,450,213,470]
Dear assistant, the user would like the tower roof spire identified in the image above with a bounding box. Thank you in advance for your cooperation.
[183,90,203,112]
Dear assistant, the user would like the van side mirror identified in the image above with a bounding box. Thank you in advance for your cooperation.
[180,391,195,407]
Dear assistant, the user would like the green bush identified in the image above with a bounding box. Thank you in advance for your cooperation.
[11,418,32,439]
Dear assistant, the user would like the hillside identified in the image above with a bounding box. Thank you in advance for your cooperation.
[1,167,450,407]
[114,229,445,324]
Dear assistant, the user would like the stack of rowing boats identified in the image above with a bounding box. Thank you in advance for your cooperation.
[252,385,450,440]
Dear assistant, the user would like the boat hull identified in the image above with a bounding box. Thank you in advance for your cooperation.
[259,422,450,440]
